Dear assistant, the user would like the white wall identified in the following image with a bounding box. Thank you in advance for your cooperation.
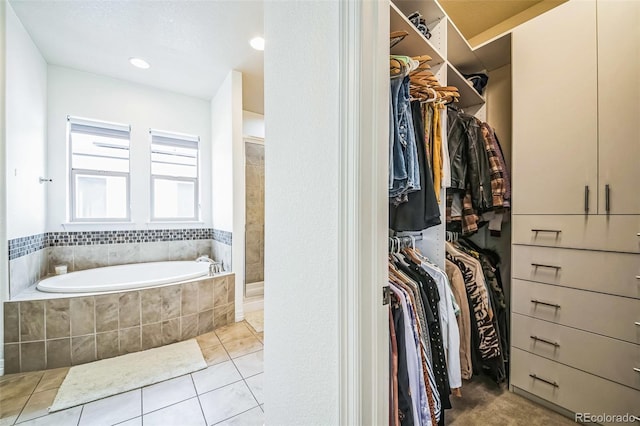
[211,70,244,320]
[211,73,235,233]
[5,3,47,240]
[242,110,264,139]
[263,1,340,423]
[46,66,212,231]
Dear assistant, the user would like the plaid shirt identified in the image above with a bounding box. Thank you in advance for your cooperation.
[480,123,507,210]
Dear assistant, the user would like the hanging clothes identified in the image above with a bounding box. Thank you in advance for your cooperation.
[430,105,443,202]
[445,259,472,380]
[445,107,511,236]
[390,101,441,231]
[444,239,509,384]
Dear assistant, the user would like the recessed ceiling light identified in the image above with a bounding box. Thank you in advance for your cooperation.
[129,57,150,69]
[250,37,265,51]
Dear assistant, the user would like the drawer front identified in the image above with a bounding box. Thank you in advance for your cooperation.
[512,279,640,344]
[512,215,640,253]
[512,313,640,390]
[512,245,640,299]
[511,348,640,424]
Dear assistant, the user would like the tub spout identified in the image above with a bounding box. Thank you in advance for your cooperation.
[196,256,222,275]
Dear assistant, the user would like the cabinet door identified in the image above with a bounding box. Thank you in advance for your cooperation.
[597,0,640,214]
[512,1,598,214]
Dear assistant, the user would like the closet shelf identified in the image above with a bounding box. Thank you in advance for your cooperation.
[392,0,446,28]
[446,63,485,108]
[390,2,445,64]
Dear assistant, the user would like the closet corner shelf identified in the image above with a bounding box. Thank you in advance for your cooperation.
[390,2,445,64]
[447,63,485,108]
[446,19,484,75]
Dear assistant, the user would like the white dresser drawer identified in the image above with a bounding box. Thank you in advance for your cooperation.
[512,313,640,390]
[512,215,640,253]
[512,245,640,299]
[512,279,640,344]
[511,348,640,425]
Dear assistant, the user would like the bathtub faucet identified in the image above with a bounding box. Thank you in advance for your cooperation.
[196,256,223,275]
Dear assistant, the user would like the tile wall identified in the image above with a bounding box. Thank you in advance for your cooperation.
[7,228,233,299]
[3,274,235,373]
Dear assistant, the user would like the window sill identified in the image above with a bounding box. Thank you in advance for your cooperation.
[146,221,206,225]
[62,222,135,226]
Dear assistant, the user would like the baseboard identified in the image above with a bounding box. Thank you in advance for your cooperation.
[243,296,264,313]
[511,386,593,425]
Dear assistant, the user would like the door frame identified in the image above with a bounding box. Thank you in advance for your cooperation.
[242,136,265,311]
[337,0,389,423]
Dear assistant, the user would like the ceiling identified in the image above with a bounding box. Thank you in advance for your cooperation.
[440,0,567,47]
[9,0,265,114]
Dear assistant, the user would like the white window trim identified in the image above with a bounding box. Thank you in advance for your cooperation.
[68,116,131,223]
[149,129,200,222]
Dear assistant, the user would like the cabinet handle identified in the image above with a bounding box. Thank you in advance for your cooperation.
[605,184,611,213]
[531,299,561,309]
[529,373,559,388]
[635,276,640,280]
[531,229,562,234]
[530,335,560,348]
[634,368,640,373]
[584,185,589,213]
[531,263,562,270]
[635,322,640,326]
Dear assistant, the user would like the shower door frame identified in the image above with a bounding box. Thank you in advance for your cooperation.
[243,136,265,301]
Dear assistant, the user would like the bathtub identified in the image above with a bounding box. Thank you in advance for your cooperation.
[37,261,210,293]
[6,263,235,374]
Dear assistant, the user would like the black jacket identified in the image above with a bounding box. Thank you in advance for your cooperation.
[447,107,492,212]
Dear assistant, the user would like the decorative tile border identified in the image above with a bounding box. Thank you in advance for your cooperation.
[212,229,232,245]
[47,228,213,247]
[8,234,47,261]
[9,228,233,260]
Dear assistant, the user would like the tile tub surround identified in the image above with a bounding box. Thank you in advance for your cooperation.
[3,273,235,374]
[8,228,233,297]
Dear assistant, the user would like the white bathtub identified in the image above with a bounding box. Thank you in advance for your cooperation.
[37,261,211,293]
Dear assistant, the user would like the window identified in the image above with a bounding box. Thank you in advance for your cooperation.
[150,129,199,221]
[68,116,131,221]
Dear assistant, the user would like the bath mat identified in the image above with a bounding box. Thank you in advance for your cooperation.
[50,339,206,412]
[245,310,264,333]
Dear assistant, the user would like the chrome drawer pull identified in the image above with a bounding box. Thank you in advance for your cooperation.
[531,229,562,234]
[529,373,559,388]
[635,322,640,326]
[634,368,640,373]
[530,335,560,347]
[531,299,561,309]
[635,276,640,280]
[531,263,562,270]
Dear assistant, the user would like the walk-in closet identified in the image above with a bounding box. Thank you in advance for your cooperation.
[387,0,639,424]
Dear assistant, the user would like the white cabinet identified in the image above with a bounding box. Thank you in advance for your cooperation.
[512,0,597,215]
[597,0,640,215]
[511,0,640,418]
[513,0,640,215]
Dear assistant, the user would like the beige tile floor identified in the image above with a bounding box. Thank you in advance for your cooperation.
[0,321,264,426]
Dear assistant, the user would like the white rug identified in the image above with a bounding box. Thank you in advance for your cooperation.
[245,310,264,333]
[50,339,207,412]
